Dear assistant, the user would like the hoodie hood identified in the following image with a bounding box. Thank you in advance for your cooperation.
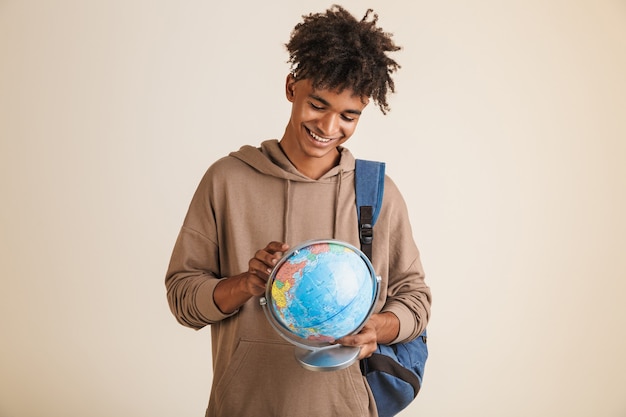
[229,139,357,182]
[229,139,358,243]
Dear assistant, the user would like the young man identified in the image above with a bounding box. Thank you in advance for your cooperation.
[165,5,431,417]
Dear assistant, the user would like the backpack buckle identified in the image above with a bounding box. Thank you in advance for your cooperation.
[360,224,373,244]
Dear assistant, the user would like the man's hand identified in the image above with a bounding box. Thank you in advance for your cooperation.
[244,241,289,296]
[214,241,289,313]
[336,311,400,360]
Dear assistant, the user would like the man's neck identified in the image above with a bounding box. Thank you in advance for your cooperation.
[278,141,340,180]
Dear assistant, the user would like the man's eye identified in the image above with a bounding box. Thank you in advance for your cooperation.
[341,114,355,122]
[309,102,324,110]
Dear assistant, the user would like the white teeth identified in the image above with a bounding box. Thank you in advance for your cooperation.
[310,130,332,143]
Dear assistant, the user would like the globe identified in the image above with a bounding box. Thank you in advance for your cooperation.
[260,239,380,371]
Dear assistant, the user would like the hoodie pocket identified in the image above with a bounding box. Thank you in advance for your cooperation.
[213,338,369,417]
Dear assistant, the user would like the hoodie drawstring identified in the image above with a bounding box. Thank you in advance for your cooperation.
[333,169,343,240]
[283,179,291,243]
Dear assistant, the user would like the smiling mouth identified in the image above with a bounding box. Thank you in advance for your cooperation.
[307,127,336,143]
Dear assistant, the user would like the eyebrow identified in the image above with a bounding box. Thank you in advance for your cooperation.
[309,94,363,116]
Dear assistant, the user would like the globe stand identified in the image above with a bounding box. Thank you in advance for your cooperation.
[294,344,360,372]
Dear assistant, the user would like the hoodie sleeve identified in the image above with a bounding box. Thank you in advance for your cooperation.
[165,166,238,330]
[375,177,432,344]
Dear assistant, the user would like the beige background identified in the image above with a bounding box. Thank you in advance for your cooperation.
[1,1,625,416]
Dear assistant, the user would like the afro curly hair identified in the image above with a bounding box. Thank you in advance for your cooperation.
[286,4,401,114]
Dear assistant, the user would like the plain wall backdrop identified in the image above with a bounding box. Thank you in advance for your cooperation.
[1,1,625,416]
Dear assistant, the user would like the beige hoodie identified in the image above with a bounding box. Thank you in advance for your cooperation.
[166,139,431,417]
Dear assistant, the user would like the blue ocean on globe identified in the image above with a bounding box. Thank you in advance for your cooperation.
[270,241,375,342]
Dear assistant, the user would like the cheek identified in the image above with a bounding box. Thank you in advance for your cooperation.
[342,121,359,137]
[292,103,314,122]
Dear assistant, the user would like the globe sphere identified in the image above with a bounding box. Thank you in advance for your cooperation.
[263,240,378,349]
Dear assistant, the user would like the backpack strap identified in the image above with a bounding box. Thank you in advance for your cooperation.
[355,159,386,261]
[356,159,429,416]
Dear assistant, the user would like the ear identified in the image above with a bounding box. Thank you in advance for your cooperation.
[285,73,297,103]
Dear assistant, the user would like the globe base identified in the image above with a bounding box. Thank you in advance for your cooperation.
[295,345,360,372]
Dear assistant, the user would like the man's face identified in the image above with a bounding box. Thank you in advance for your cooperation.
[280,75,369,177]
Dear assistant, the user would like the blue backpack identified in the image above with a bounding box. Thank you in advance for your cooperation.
[355,159,429,417]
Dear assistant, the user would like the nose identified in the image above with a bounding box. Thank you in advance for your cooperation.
[318,113,340,136]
